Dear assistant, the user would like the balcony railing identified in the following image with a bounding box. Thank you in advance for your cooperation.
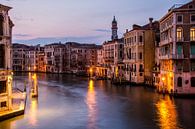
[176,37,184,42]
[159,54,184,60]
[190,54,195,59]
[160,37,173,46]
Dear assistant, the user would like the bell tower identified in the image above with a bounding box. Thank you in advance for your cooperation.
[111,16,118,40]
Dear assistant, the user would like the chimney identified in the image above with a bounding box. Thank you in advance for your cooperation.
[149,17,153,29]
[126,29,128,33]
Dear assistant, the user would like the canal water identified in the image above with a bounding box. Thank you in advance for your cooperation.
[0,73,195,129]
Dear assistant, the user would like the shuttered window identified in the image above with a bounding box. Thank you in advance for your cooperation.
[191,45,195,55]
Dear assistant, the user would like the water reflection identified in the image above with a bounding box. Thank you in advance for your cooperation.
[156,96,183,129]
[86,80,97,129]
[1,73,195,129]
[29,98,38,127]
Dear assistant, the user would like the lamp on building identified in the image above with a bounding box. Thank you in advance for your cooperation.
[162,77,165,82]
[169,72,173,78]
[89,67,93,77]
[162,76,166,94]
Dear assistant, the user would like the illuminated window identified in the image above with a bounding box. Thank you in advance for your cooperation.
[176,28,183,41]
[190,28,195,41]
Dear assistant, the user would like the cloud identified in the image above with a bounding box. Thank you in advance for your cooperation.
[13,35,107,45]
[14,33,31,37]
[93,29,111,33]
[13,16,34,22]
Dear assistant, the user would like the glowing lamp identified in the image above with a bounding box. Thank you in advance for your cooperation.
[162,77,165,81]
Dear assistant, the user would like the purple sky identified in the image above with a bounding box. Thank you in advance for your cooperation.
[2,0,191,45]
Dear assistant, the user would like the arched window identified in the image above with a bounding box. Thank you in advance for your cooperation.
[177,77,182,87]
[191,77,195,87]
[177,27,183,41]
[0,15,3,36]
[190,27,195,41]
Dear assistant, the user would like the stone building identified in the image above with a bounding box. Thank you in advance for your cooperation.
[65,42,99,74]
[97,16,124,79]
[0,4,14,111]
[123,19,159,84]
[44,43,66,73]
[12,43,28,71]
[159,0,195,94]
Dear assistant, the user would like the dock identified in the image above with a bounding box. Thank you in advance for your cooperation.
[0,89,27,121]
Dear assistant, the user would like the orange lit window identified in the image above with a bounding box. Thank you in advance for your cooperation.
[176,28,183,41]
[190,28,195,41]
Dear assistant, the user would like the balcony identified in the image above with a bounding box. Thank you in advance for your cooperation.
[159,54,184,60]
[160,37,173,46]
[138,42,143,46]
[190,54,195,59]
[139,69,144,72]
[176,37,184,42]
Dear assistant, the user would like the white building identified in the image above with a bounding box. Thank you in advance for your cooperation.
[0,4,14,111]
[44,43,66,73]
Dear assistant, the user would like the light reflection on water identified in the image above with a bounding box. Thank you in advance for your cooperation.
[156,97,183,129]
[0,73,194,129]
[86,80,97,129]
[29,98,38,127]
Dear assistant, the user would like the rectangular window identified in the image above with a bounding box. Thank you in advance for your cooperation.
[139,36,143,42]
[177,15,183,23]
[0,15,3,36]
[177,28,183,41]
[120,51,123,58]
[191,77,195,87]
[0,81,6,94]
[191,61,195,71]
[177,61,183,72]
[0,44,5,68]
[139,53,142,60]
[177,44,183,55]
[0,101,7,108]
[191,15,195,22]
[190,28,195,41]
[139,64,144,72]
[191,45,195,55]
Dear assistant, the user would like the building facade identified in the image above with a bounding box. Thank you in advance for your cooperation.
[66,42,99,74]
[159,0,195,94]
[44,43,66,73]
[0,4,14,111]
[97,16,124,79]
[12,43,28,71]
[123,19,159,84]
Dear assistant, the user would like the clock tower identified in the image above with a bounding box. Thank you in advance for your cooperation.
[111,16,118,40]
